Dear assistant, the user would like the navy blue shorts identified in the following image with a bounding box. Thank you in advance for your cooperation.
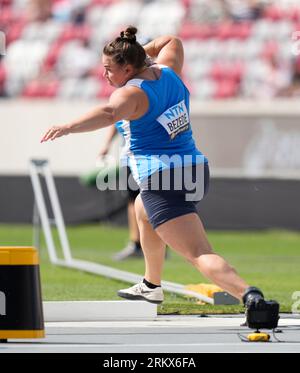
[140,163,210,229]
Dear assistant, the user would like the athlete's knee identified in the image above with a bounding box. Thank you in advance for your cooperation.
[184,250,207,266]
[189,253,234,276]
[184,243,213,263]
[134,195,148,223]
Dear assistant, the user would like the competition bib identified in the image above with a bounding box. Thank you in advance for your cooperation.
[156,100,190,140]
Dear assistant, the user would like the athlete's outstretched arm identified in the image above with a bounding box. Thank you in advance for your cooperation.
[40,88,138,143]
[143,35,184,76]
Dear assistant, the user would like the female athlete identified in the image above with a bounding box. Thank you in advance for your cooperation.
[41,26,267,308]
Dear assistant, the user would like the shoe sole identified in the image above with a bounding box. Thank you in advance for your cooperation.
[117,291,163,304]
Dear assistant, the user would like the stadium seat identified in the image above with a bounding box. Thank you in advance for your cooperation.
[275,21,294,41]
[209,61,244,82]
[98,81,115,98]
[0,7,14,26]
[86,5,105,26]
[42,41,64,71]
[243,39,263,60]
[0,0,298,100]
[4,40,49,83]
[204,39,223,61]
[58,76,99,99]
[183,40,202,60]
[260,40,279,60]
[138,1,185,38]
[44,80,60,98]
[216,22,235,40]
[193,79,216,100]
[89,63,105,80]
[210,62,227,80]
[91,0,116,5]
[5,20,27,45]
[186,60,210,80]
[59,23,91,43]
[102,1,142,33]
[179,22,213,40]
[22,20,63,44]
[0,0,12,6]
[287,7,300,22]
[0,63,6,95]
[0,63,6,83]
[232,22,252,40]
[252,19,277,40]
[187,0,226,24]
[81,77,100,100]
[229,61,245,81]
[223,40,244,60]
[181,0,191,10]
[58,78,79,99]
[214,79,238,99]
[55,40,98,79]
[263,5,286,21]
[22,79,60,98]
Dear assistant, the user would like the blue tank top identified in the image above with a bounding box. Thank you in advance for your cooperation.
[115,65,208,185]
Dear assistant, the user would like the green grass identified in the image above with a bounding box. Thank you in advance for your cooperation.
[0,224,299,314]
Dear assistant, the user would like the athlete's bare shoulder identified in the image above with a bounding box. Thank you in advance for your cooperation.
[109,85,148,121]
[110,84,144,102]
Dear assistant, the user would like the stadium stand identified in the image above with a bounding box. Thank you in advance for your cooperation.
[0,0,300,100]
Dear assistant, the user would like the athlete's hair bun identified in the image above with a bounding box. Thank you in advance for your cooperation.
[103,25,146,69]
[120,26,137,43]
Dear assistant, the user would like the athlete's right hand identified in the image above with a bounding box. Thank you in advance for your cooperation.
[40,124,70,143]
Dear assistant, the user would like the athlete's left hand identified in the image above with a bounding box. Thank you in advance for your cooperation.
[40,125,70,143]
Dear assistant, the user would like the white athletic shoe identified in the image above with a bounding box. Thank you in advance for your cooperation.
[117,281,164,304]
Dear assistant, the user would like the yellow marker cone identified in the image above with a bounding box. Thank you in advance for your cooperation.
[0,247,45,341]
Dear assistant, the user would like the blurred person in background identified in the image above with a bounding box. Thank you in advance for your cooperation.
[187,0,227,23]
[51,0,86,24]
[259,53,291,99]
[26,0,52,22]
[98,125,143,261]
[242,50,291,99]
[221,0,265,21]
[56,39,98,79]
[41,26,273,311]
[251,53,291,99]
[277,56,300,97]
